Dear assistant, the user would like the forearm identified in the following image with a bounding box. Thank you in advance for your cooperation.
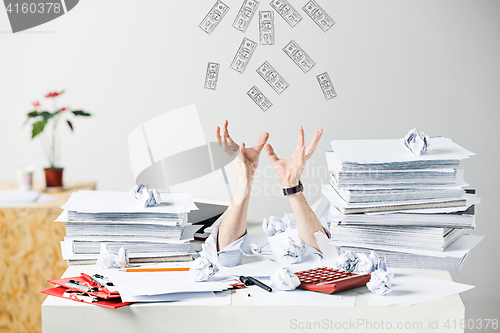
[217,177,253,250]
[287,191,326,251]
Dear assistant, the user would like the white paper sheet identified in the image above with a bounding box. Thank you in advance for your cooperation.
[330,137,474,164]
[314,231,338,268]
[129,291,231,306]
[358,268,474,306]
[240,277,356,307]
[120,290,216,303]
[61,191,197,213]
[99,263,235,296]
[220,259,279,277]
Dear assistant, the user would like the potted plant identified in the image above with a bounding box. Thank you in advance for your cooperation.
[25,90,91,189]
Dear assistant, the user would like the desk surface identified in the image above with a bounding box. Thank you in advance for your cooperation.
[42,265,465,333]
[0,181,96,209]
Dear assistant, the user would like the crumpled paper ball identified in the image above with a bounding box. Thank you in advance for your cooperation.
[270,266,301,291]
[282,213,297,229]
[401,128,430,156]
[354,253,376,274]
[95,243,129,269]
[262,216,286,236]
[354,250,383,274]
[129,184,161,207]
[366,269,394,295]
[279,236,306,265]
[190,257,219,282]
[377,256,388,272]
[338,251,358,272]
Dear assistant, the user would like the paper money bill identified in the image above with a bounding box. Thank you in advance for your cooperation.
[259,11,275,45]
[204,62,220,90]
[247,86,272,111]
[302,0,335,32]
[199,1,230,35]
[316,72,336,99]
[233,0,259,32]
[230,38,258,73]
[283,40,315,73]
[269,0,302,27]
[256,61,289,94]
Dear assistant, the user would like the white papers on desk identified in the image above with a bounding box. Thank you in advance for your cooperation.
[100,263,234,296]
[221,259,279,277]
[121,290,231,306]
[358,268,474,306]
[132,291,232,306]
[237,277,356,307]
[0,190,56,208]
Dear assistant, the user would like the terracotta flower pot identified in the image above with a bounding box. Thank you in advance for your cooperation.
[44,168,64,188]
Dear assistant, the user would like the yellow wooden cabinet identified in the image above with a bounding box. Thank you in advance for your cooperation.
[0,181,96,333]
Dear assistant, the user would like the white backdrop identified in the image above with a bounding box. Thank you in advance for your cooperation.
[1,0,499,327]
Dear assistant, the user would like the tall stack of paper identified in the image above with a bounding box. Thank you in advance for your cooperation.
[323,137,481,271]
[57,191,199,265]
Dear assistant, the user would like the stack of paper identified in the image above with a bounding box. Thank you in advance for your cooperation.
[325,137,473,214]
[339,235,483,272]
[323,137,482,271]
[57,191,199,265]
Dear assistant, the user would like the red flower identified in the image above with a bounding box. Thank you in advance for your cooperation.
[33,101,40,108]
[45,90,65,98]
[60,107,67,111]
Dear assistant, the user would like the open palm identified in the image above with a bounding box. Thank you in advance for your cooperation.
[215,120,269,178]
[265,126,323,188]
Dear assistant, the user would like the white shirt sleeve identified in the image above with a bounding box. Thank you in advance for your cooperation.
[198,212,249,268]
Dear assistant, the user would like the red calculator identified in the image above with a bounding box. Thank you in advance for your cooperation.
[295,267,371,295]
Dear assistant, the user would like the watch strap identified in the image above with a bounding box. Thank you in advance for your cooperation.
[283,181,304,196]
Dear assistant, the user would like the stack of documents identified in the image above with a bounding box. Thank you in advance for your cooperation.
[57,191,199,265]
[339,235,484,272]
[325,137,474,214]
[323,137,481,271]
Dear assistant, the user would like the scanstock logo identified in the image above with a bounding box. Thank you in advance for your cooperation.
[3,0,79,33]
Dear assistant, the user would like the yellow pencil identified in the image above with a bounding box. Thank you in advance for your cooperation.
[121,267,190,272]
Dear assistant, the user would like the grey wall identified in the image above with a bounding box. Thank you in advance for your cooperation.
[1,0,499,330]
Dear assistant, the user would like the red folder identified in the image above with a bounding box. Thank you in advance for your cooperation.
[47,276,120,299]
[41,286,132,309]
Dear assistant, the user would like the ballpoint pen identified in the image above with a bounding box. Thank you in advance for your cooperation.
[239,276,272,292]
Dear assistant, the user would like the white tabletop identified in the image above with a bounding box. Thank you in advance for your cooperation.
[42,264,465,333]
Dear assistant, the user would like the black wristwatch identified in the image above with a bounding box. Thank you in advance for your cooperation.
[283,181,304,196]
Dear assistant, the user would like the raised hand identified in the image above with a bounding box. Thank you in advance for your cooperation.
[265,126,323,188]
[215,120,269,179]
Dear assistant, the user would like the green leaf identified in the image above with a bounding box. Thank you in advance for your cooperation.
[40,111,54,121]
[27,111,40,118]
[72,110,91,117]
[32,120,47,139]
[67,120,73,131]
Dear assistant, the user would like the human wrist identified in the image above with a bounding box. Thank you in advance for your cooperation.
[280,178,300,188]
[237,176,254,188]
